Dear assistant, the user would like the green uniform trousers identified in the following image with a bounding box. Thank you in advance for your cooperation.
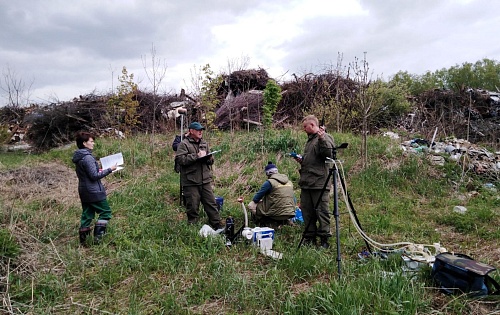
[183,184,221,228]
[80,199,112,228]
[300,189,331,238]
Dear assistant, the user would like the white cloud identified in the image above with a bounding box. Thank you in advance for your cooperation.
[0,0,498,103]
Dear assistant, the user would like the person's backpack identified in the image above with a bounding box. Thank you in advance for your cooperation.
[172,135,182,151]
[431,252,500,297]
[172,135,182,173]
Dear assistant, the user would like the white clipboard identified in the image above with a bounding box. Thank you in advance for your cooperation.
[100,152,124,171]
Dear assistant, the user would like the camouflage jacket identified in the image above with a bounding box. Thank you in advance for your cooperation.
[298,132,335,189]
[175,136,214,186]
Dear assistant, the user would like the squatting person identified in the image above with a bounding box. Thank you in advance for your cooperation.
[247,161,296,227]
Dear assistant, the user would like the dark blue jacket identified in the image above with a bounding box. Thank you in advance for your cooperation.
[72,148,112,203]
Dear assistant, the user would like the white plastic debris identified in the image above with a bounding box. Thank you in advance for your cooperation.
[199,224,224,237]
[453,206,467,214]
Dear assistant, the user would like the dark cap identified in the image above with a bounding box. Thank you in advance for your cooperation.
[188,122,205,130]
[265,161,278,176]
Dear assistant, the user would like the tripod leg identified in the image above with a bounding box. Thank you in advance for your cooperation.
[179,178,183,206]
[333,167,341,277]
[337,171,372,254]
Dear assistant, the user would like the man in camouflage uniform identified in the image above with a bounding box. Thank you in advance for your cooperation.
[175,122,222,230]
[294,115,335,248]
[247,162,296,226]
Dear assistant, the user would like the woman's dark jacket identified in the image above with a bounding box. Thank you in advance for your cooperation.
[72,148,112,203]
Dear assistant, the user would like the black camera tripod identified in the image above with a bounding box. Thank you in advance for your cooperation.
[297,142,371,278]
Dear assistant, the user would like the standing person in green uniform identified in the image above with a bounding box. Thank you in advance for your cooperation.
[175,122,223,230]
[293,115,335,248]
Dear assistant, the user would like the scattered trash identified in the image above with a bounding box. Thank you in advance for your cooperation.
[382,131,400,139]
[483,183,497,193]
[358,250,371,260]
[453,206,467,214]
[402,255,426,270]
[291,207,303,224]
[427,155,445,166]
[399,136,499,182]
[199,224,224,237]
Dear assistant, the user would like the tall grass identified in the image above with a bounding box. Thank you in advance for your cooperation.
[1,130,498,314]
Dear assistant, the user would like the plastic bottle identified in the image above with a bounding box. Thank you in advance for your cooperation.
[215,196,224,212]
[292,207,304,223]
[225,216,234,240]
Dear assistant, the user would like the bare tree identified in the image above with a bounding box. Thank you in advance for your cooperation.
[225,54,250,73]
[1,66,34,108]
[351,53,376,168]
[141,43,168,158]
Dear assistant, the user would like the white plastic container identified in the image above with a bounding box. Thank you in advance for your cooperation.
[251,227,275,244]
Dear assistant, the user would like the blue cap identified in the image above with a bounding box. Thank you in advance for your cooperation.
[265,161,278,176]
[188,122,205,130]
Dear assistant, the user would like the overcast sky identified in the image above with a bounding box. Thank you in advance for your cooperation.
[1,0,499,104]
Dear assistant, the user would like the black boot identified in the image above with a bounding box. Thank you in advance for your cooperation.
[304,236,317,247]
[94,220,108,244]
[320,236,330,249]
[79,227,91,246]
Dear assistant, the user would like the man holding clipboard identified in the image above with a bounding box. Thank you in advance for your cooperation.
[175,122,223,230]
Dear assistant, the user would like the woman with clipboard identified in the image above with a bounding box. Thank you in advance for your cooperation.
[72,131,117,246]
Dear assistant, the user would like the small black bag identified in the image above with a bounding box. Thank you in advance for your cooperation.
[431,252,500,297]
[172,135,182,151]
[172,135,182,173]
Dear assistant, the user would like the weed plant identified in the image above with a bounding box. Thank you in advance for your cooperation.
[0,130,499,314]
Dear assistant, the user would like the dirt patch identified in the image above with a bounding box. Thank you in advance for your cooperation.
[434,225,500,264]
[0,162,79,206]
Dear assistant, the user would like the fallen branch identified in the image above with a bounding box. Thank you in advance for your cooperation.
[242,118,262,126]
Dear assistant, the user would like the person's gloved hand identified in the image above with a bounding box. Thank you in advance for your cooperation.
[247,201,257,214]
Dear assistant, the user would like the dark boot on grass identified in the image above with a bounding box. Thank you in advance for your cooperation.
[304,236,317,247]
[79,227,92,246]
[94,220,108,244]
[320,236,330,249]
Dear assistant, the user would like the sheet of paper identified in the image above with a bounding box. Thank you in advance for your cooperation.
[197,150,221,160]
[100,152,124,170]
[207,150,221,156]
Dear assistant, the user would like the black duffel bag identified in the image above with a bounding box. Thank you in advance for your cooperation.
[431,252,500,297]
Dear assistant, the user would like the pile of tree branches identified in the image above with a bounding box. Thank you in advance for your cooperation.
[2,68,499,151]
[1,91,191,151]
[409,88,499,143]
[213,72,361,130]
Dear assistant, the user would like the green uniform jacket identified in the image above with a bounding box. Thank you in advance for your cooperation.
[298,132,335,189]
[257,173,296,218]
[175,136,214,186]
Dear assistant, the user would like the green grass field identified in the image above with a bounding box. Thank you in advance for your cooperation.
[1,130,499,314]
